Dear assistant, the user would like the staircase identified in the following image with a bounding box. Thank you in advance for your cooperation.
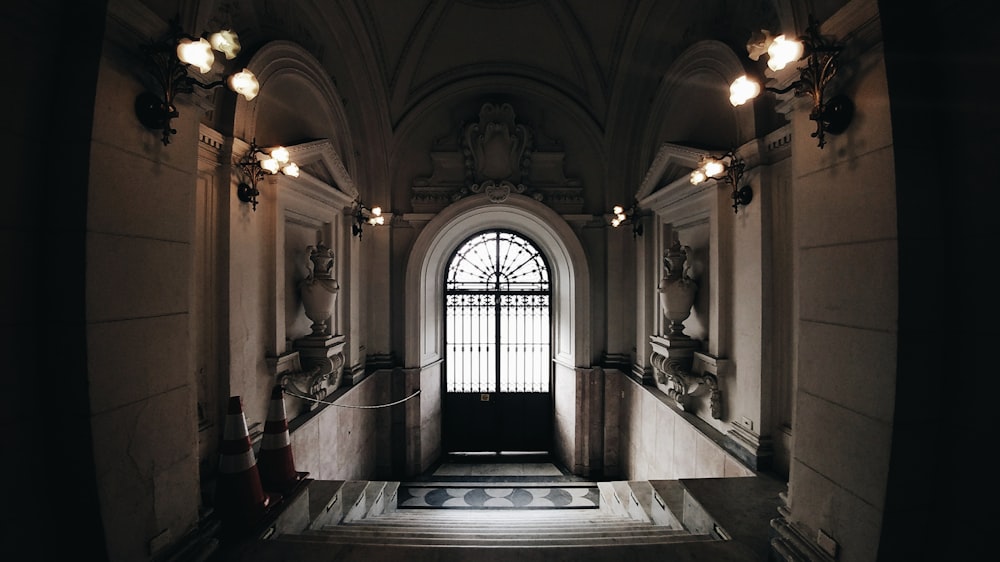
[214,475,782,562]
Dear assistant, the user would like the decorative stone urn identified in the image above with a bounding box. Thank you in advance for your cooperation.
[658,236,697,339]
[300,242,339,337]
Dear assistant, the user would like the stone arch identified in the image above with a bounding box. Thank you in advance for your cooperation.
[233,40,357,173]
[404,193,591,370]
[644,39,756,153]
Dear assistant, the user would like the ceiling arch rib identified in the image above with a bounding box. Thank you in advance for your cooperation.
[386,0,612,127]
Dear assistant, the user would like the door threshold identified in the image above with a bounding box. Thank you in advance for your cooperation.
[445,451,551,463]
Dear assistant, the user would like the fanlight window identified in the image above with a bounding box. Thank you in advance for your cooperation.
[445,230,551,393]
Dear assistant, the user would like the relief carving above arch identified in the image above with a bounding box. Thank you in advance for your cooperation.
[412,101,583,213]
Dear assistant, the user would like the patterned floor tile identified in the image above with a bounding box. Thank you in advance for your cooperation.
[398,486,600,509]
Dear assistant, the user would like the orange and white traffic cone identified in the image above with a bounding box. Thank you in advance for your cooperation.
[215,396,279,534]
[258,385,307,494]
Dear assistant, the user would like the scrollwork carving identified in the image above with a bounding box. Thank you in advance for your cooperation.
[280,364,328,404]
[452,102,537,203]
[649,349,722,419]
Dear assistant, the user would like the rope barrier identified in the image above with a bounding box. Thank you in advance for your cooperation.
[281,388,420,409]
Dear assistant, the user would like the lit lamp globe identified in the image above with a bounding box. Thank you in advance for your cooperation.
[729,75,760,106]
[228,69,259,101]
[176,37,214,73]
[209,29,241,60]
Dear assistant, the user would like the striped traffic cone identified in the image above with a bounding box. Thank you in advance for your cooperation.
[215,396,278,533]
[258,385,307,494]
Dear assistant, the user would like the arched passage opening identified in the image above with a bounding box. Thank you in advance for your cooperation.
[404,193,591,474]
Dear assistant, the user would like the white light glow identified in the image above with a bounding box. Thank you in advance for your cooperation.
[227,69,259,101]
[176,37,214,73]
[690,169,707,185]
[209,29,241,60]
[729,75,761,106]
[767,35,804,71]
[704,159,726,178]
[270,146,289,164]
[260,158,280,174]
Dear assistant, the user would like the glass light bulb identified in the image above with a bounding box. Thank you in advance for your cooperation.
[270,146,289,164]
[227,69,259,101]
[209,29,241,60]
[282,163,299,177]
[612,205,624,215]
[370,206,382,217]
[705,160,726,178]
[176,37,214,73]
[260,158,280,174]
[611,218,621,227]
[766,35,804,71]
[690,169,707,185]
[729,75,761,106]
[746,29,773,62]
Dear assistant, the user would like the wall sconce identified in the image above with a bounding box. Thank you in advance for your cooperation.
[352,202,385,239]
[689,150,753,214]
[609,203,643,238]
[135,21,260,145]
[728,16,853,148]
[234,140,300,211]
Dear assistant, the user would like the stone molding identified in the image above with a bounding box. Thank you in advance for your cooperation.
[412,101,583,213]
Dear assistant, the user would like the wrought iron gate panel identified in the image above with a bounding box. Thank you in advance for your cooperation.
[445,231,551,393]
[498,293,550,392]
[445,293,497,392]
[443,230,552,453]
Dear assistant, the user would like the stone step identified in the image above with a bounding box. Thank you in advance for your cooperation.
[341,514,659,528]
[279,531,715,547]
[322,517,684,531]
[337,520,654,531]
[364,510,626,522]
[308,527,692,540]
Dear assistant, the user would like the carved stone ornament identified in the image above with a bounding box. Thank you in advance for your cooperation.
[300,242,339,336]
[451,102,535,203]
[649,337,722,419]
[466,102,531,185]
[292,335,346,402]
[411,102,583,213]
[268,351,328,417]
[658,235,698,339]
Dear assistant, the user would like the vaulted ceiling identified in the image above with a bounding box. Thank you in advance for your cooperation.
[157,0,848,209]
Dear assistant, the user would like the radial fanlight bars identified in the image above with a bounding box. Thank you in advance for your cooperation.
[135,21,260,145]
[729,17,853,149]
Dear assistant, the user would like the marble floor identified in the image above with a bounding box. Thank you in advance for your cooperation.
[432,462,563,477]
[407,454,592,484]
[398,455,599,509]
[397,485,600,508]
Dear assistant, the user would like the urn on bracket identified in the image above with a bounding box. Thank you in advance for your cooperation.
[658,236,697,339]
[300,242,339,337]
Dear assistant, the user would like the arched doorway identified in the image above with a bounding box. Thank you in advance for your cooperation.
[404,193,591,475]
[443,229,552,453]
